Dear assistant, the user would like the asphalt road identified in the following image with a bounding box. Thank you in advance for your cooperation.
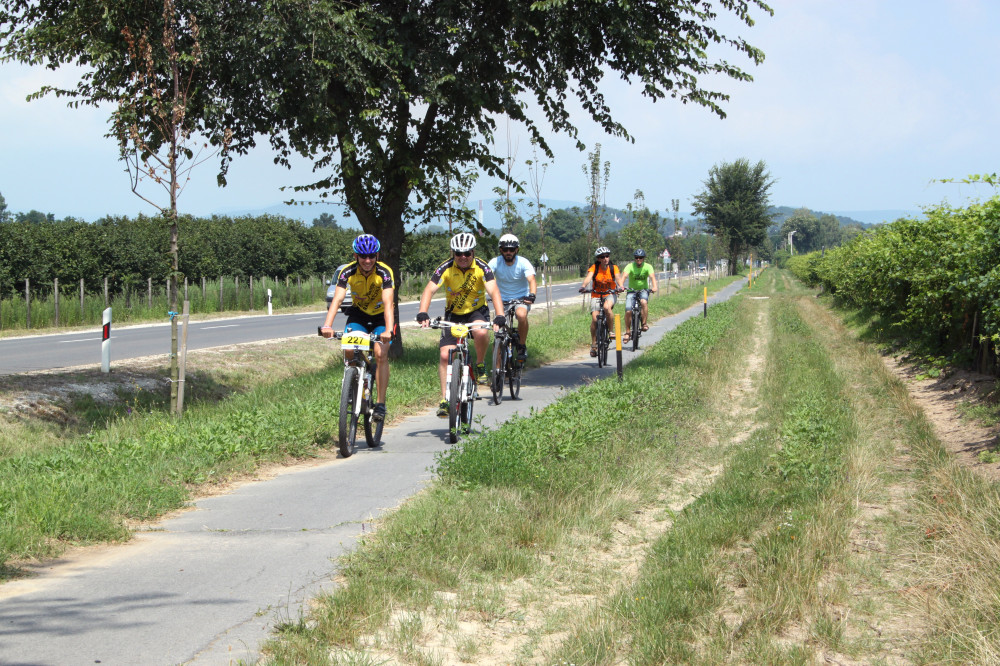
[0,274,735,666]
[0,281,593,375]
[0,272,704,375]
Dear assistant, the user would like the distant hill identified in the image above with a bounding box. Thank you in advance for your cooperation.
[768,206,921,229]
[212,199,921,233]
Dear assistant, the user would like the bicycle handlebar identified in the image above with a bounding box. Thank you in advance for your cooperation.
[427,317,493,330]
[317,327,379,341]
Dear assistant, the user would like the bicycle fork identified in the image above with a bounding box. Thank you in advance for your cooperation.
[444,352,469,403]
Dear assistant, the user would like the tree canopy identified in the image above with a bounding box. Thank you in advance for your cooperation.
[691,158,775,273]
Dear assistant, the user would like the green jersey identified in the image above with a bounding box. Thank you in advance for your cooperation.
[624,261,655,290]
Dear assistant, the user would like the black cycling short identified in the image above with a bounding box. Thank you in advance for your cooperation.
[345,308,387,334]
[439,306,490,347]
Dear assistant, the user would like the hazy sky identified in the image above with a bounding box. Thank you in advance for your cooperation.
[2,0,998,222]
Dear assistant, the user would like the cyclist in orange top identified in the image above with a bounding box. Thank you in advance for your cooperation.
[579,246,624,357]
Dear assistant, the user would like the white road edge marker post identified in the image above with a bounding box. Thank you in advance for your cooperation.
[267,288,273,315]
[101,307,112,373]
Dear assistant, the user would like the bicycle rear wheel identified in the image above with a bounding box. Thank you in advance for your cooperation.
[448,355,462,443]
[363,370,383,447]
[338,366,360,458]
[490,335,506,405]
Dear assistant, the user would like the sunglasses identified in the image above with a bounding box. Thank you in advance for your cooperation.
[501,248,517,252]
[357,253,377,259]
[454,251,473,257]
[598,254,610,259]
[635,256,644,260]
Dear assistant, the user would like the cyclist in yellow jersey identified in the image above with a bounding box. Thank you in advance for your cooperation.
[320,234,395,422]
[417,232,505,418]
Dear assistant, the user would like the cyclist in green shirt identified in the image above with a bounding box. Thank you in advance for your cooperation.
[623,249,657,342]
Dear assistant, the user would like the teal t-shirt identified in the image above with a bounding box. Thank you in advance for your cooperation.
[624,261,655,290]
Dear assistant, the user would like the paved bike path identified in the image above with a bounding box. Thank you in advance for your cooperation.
[0,280,744,666]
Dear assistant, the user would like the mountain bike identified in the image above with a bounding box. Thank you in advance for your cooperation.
[319,327,383,457]
[582,289,617,367]
[490,299,527,404]
[430,318,490,443]
[626,289,643,352]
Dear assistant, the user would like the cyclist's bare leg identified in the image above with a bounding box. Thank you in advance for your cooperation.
[374,341,389,403]
[515,305,529,346]
[438,345,455,400]
[603,302,615,334]
[640,298,649,327]
[472,327,489,365]
[590,310,599,345]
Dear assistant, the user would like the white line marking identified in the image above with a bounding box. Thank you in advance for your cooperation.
[200,324,240,330]
[57,338,102,344]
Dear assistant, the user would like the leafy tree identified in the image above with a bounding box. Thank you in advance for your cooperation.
[244,0,772,327]
[15,210,54,224]
[583,144,611,254]
[312,213,341,230]
[780,207,819,253]
[0,191,9,223]
[691,158,775,274]
[546,208,584,244]
[619,190,665,257]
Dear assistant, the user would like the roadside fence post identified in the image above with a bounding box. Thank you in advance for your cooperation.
[218,276,223,311]
[147,277,152,309]
[54,278,60,327]
[104,277,109,307]
[183,277,188,303]
[201,276,206,303]
[235,276,240,309]
[80,278,85,323]
[250,275,254,311]
[25,278,31,329]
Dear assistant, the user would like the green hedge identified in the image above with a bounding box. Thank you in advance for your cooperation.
[787,197,1000,371]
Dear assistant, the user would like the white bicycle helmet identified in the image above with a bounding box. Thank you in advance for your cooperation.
[498,233,520,249]
[594,246,610,257]
[451,232,477,252]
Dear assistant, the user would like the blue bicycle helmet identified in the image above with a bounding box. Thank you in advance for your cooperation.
[353,234,380,255]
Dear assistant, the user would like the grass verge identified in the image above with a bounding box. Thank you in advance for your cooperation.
[0,275,738,572]
[259,294,746,664]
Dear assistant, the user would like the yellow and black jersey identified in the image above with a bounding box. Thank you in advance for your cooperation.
[336,261,395,316]
[430,257,495,316]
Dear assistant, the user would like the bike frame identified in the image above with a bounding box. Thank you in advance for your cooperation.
[432,319,490,404]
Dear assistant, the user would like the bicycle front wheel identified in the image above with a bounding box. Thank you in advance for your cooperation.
[338,366,360,458]
[448,355,462,443]
[490,335,506,405]
[363,371,383,447]
[632,307,641,351]
[462,376,475,434]
[507,338,521,399]
[596,317,606,368]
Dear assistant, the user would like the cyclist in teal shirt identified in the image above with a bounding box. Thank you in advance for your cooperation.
[623,249,657,341]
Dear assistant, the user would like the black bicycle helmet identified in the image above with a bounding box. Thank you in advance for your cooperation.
[634,248,646,258]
